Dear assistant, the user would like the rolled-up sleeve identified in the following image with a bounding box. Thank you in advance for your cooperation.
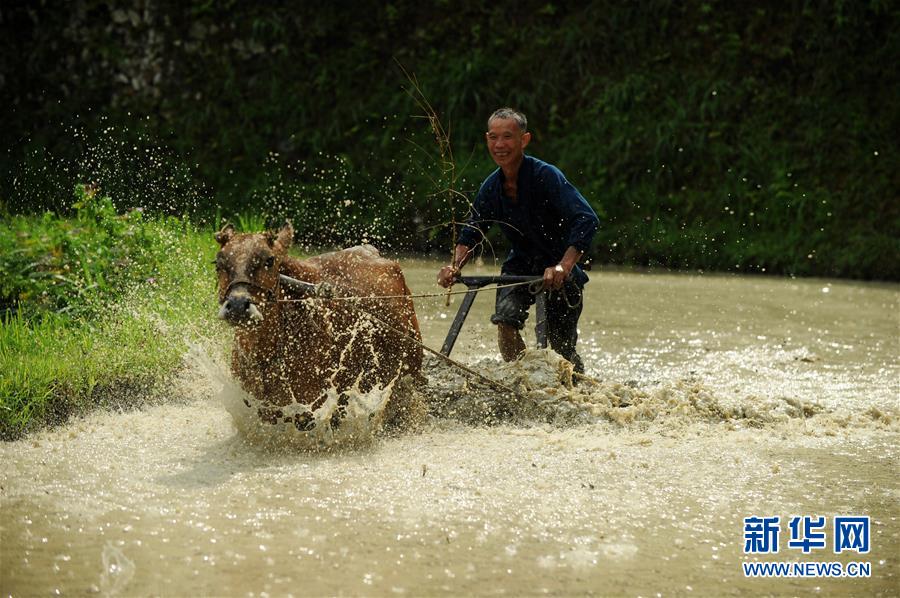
[545,167,599,252]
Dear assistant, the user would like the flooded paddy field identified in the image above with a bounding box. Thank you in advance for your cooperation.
[2,261,898,596]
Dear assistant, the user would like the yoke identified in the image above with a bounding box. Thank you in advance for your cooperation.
[440,275,547,357]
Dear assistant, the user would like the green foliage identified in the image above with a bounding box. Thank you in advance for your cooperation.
[0,192,220,438]
[235,211,268,233]
[1,1,898,278]
[0,185,183,317]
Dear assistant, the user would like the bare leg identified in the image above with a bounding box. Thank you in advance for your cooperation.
[498,323,526,362]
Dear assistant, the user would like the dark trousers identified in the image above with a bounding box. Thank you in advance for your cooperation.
[490,272,585,373]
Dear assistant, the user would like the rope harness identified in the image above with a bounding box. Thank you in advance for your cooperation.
[221,275,280,302]
[274,276,580,308]
[269,274,528,397]
[341,295,601,390]
[557,284,583,309]
[275,277,544,303]
[221,270,597,395]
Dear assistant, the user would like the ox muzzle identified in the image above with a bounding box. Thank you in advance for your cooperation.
[218,275,319,326]
[218,283,265,325]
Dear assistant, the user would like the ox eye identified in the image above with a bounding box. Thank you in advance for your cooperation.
[265,256,275,269]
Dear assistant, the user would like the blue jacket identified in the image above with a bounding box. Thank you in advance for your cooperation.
[457,155,599,285]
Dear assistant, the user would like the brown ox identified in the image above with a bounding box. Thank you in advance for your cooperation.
[214,222,423,430]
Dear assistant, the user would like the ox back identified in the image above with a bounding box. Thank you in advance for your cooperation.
[216,227,423,430]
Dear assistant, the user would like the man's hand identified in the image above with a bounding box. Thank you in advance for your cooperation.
[543,246,583,290]
[437,264,460,288]
[437,244,472,288]
[543,263,569,290]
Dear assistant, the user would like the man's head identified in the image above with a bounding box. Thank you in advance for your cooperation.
[486,107,531,170]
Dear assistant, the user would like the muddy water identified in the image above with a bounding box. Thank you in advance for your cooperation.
[2,262,898,596]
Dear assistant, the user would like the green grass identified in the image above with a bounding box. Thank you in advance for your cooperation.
[0,187,223,439]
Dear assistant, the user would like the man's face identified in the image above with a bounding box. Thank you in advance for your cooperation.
[486,118,531,169]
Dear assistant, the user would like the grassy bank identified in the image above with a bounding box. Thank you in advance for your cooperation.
[0,186,220,439]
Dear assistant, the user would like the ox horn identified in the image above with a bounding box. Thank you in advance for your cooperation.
[278,274,318,297]
[215,223,235,246]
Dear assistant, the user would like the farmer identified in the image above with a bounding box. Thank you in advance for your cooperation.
[437,107,599,373]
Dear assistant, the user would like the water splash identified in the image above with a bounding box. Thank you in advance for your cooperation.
[424,349,898,432]
[184,344,413,450]
[99,542,135,596]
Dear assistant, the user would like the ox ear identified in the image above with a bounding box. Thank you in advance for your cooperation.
[269,221,294,250]
[215,223,235,247]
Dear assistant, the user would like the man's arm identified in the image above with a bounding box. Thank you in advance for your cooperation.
[543,246,583,290]
[542,166,599,256]
[539,165,598,289]
[438,178,496,288]
[437,244,473,288]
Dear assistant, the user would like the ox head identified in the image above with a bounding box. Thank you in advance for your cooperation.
[215,221,294,326]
